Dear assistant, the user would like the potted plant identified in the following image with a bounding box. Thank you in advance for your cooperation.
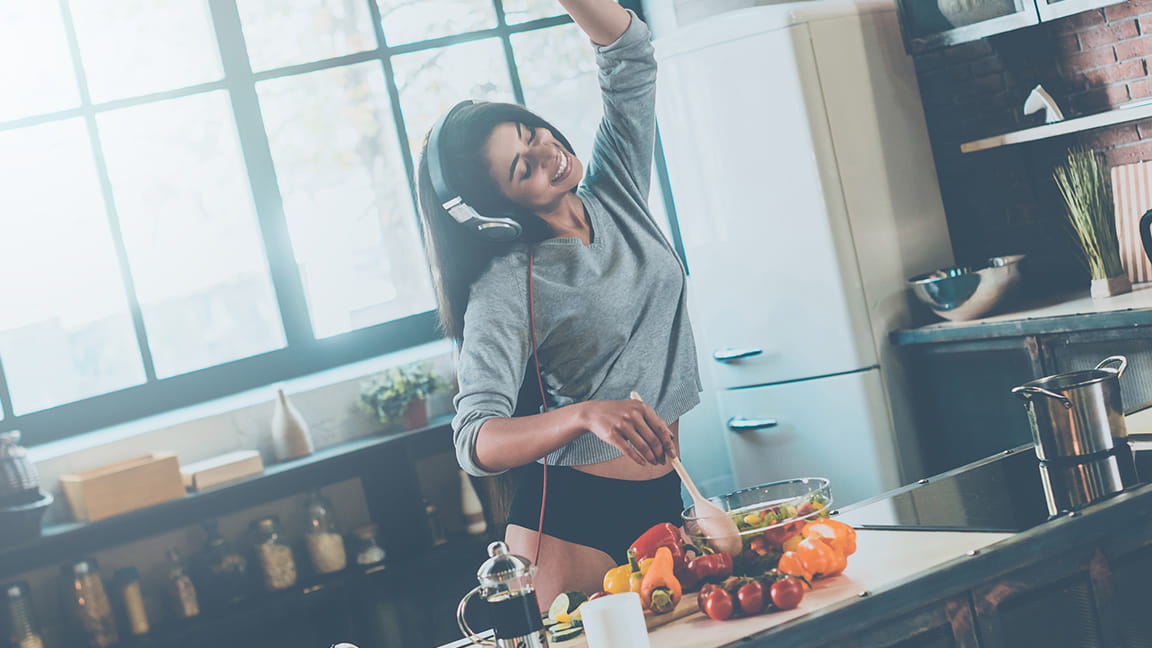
[359,363,446,432]
[1053,146,1131,298]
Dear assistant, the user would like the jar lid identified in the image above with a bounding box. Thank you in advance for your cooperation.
[476,541,533,585]
[3,581,29,599]
[114,567,139,585]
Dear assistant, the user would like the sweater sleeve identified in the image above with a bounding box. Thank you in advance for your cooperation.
[451,257,532,477]
[583,9,657,200]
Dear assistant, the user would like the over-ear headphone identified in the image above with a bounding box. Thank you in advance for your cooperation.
[425,100,523,242]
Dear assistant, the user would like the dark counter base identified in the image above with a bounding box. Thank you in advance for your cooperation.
[732,481,1152,648]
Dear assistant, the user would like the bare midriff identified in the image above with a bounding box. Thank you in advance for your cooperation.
[571,420,679,481]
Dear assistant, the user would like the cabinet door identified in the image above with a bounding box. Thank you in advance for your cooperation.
[718,368,895,506]
[821,595,979,648]
[896,0,1039,53]
[656,24,875,390]
[1035,0,1124,22]
[971,547,1120,648]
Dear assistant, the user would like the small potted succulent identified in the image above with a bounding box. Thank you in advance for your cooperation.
[359,363,446,432]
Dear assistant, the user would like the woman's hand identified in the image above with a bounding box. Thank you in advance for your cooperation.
[578,399,675,465]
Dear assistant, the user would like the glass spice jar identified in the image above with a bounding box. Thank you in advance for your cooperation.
[165,548,200,619]
[194,518,254,608]
[304,491,346,575]
[61,559,119,648]
[250,516,297,591]
[351,524,387,567]
[114,567,150,636]
[3,581,45,648]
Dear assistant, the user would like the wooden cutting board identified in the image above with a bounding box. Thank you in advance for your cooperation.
[1110,161,1152,285]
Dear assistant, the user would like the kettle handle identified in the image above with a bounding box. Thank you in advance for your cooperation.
[1011,385,1073,409]
[457,586,495,647]
[1096,355,1128,377]
[1141,209,1152,266]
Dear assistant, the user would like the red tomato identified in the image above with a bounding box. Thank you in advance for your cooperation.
[697,584,721,613]
[769,577,805,610]
[736,581,766,616]
[701,587,735,621]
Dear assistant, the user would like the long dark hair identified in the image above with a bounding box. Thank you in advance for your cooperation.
[416,101,575,343]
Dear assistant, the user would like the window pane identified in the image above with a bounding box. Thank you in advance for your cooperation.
[502,0,564,24]
[70,0,222,102]
[0,120,146,414]
[98,92,286,377]
[258,63,435,338]
[393,38,515,155]
[511,24,599,160]
[0,3,80,121]
[236,0,376,72]
[376,0,496,46]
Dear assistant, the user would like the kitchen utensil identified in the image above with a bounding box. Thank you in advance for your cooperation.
[456,541,547,648]
[907,254,1025,321]
[581,592,650,648]
[1141,208,1152,268]
[682,478,832,556]
[628,392,742,555]
[1011,356,1128,461]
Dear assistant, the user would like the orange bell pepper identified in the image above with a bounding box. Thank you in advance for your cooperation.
[777,551,813,583]
[639,546,682,614]
[795,535,846,578]
[802,518,857,557]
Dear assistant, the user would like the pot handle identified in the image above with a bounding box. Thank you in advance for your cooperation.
[456,586,495,647]
[1095,355,1128,377]
[1011,385,1073,409]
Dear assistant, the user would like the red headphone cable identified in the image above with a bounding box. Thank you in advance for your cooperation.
[527,249,548,567]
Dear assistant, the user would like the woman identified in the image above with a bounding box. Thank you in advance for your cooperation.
[416,0,701,606]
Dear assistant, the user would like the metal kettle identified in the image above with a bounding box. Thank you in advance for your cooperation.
[456,541,547,648]
[1142,209,1152,266]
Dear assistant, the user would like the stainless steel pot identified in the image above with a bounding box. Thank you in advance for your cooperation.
[1011,356,1128,461]
[1038,453,1125,516]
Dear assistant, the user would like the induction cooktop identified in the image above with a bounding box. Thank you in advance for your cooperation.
[832,445,1149,533]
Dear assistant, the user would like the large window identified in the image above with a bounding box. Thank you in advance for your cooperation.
[0,0,646,445]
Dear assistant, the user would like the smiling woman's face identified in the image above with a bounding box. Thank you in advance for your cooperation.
[483,121,583,213]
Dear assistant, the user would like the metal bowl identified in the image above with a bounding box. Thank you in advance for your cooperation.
[908,254,1025,321]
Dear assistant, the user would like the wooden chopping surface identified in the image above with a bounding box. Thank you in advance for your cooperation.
[562,529,1011,648]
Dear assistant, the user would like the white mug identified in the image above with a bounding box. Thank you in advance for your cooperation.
[580,592,651,648]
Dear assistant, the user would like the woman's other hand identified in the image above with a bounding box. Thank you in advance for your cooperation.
[578,399,675,465]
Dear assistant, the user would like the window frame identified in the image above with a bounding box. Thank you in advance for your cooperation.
[0,0,653,446]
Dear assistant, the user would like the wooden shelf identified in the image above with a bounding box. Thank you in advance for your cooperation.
[960,102,1152,153]
[0,417,453,579]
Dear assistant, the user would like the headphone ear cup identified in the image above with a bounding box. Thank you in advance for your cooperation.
[475,216,522,242]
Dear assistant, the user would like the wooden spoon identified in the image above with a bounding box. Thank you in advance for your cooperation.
[629,392,743,555]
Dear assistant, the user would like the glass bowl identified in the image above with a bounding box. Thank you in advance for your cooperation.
[681,478,832,569]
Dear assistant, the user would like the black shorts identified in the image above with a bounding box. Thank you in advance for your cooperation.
[506,462,684,565]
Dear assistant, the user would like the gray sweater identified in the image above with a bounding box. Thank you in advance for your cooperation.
[452,12,702,477]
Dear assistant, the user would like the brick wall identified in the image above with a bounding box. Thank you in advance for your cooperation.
[912,0,1152,296]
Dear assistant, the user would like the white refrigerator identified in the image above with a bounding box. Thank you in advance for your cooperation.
[655,0,954,506]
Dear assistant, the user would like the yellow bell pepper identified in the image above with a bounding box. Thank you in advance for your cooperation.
[603,550,650,594]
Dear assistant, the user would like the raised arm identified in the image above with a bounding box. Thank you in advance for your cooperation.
[558,0,631,46]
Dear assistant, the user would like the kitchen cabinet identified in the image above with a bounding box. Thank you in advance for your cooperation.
[0,418,494,648]
[898,0,1121,53]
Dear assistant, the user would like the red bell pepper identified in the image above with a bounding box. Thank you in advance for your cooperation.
[629,523,697,590]
[686,551,734,586]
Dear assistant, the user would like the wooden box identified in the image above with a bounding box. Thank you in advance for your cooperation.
[181,450,264,491]
[60,453,186,522]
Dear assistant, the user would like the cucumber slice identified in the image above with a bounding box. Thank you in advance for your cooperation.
[550,626,584,642]
[548,591,589,621]
[548,623,573,633]
[542,616,559,628]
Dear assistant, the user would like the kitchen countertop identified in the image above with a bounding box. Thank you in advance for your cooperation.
[891,282,1152,345]
[440,412,1152,648]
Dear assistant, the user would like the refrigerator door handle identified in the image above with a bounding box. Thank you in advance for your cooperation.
[727,417,779,432]
[713,348,763,362]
